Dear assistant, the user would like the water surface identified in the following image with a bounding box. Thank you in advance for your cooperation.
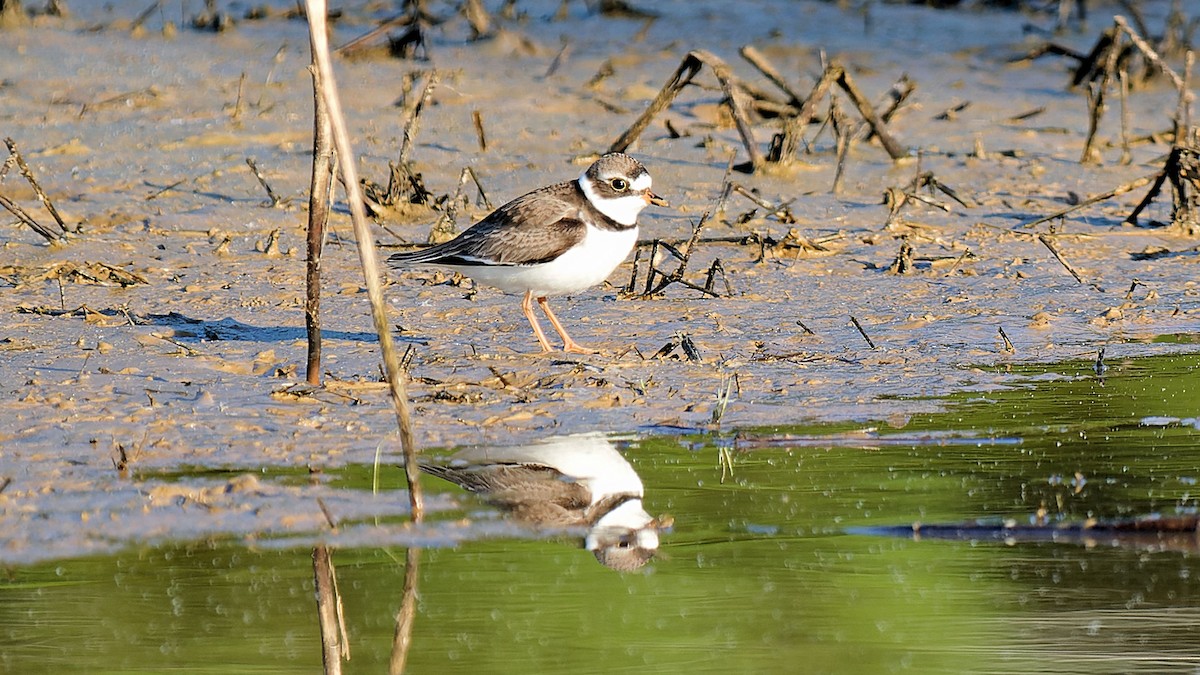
[3,352,1199,674]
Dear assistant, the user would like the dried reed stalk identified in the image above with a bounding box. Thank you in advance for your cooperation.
[304,0,423,518]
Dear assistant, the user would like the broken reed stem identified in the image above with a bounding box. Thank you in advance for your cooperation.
[388,548,422,675]
[1081,27,1122,164]
[849,315,876,349]
[245,157,281,206]
[794,65,840,131]
[833,65,907,160]
[306,59,336,386]
[1019,173,1155,228]
[1118,69,1132,164]
[5,137,70,234]
[1037,233,1087,285]
[739,45,803,107]
[465,166,492,209]
[705,53,764,170]
[1113,15,1185,90]
[1124,154,1175,225]
[131,0,163,31]
[998,326,1015,353]
[610,52,702,153]
[1176,51,1194,142]
[0,191,62,242]
[472,109,487,152]
[830,98,850,194]
[398,71,440,169]
[232,72,247,122]
[305,0,424,520]
[860,75,916,142]
[313,545,349,674]
[943,247,972,277]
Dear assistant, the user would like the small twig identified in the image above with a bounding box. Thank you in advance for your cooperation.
[998,326,1015,353]
[626,247,643,294]
[472,109,487,152]
[943,247,973,277]
[642,212,715,297]
[1113,15,1185,90]
[703,259,733,296]
[316,497,338,529]
[245,157,281,207]
[1175,51,1194,141]
[543,39,571,78]
[464,166,491,209]
[1124,153,1175,226]
[738,45,803,107]
[146,178,187,201]
[849,316,876,349]
[1081,27,1121,163]
[699,51,763,170]
[5,137,71,233]
[833,65,907,160]
[830,98,851,194]
[0,191,63,242]
[610,53,702,153]
[652,331,702,361]
[232,72,247,122]
[398,70,439,169]
[131,0,164,31]
[888,238,913,274]
[1037,233,1089,286]
[1020,173,1156,228]
[463,0,492,39]
[1118,69,1132,165]
[334,14,417,56]
[731,184,795,223]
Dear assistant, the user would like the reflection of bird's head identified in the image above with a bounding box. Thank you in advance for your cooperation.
[421,433,668,571]
[584,496,666,572]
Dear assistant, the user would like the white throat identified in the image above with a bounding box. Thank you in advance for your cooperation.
[578,174,651,227]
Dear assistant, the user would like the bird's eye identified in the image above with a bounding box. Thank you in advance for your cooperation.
[610,178,629,191]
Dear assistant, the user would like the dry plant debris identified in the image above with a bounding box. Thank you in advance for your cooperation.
[609,49,910,174]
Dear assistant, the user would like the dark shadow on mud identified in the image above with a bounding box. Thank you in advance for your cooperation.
[144,311,381,343]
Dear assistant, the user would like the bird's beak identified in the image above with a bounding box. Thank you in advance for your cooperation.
[644,190,668,207]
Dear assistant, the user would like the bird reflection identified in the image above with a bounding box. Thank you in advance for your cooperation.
[420,434,668,571]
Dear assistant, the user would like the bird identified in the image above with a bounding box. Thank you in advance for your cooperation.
[388,153,667,353]
[419,433,667,571]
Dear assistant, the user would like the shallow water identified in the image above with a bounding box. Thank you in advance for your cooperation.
[3,352,1198,674]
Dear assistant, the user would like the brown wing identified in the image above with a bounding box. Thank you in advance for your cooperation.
[388,181,588,267]
[420,462,592,510]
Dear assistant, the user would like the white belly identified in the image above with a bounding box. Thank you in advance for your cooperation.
[450,225,638,297]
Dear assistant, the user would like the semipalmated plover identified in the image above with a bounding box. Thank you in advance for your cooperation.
[388,153,667,353]
[420,433,665,571]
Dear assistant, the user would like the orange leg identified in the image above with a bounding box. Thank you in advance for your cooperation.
[521,291,556,352]
[537,296,597,354]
